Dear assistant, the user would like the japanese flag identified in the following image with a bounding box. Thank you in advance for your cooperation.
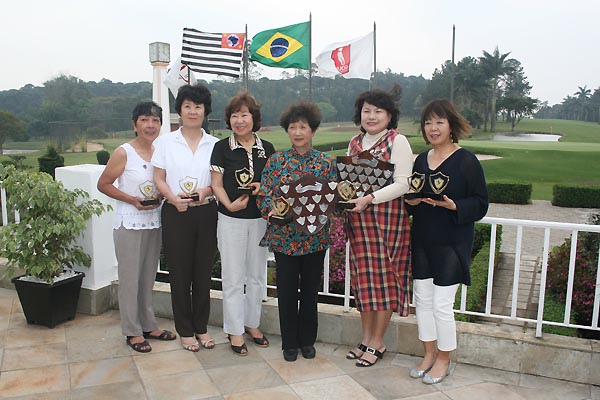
[316,32,374,80]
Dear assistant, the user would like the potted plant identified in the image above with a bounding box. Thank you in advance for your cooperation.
[0,165,110,328]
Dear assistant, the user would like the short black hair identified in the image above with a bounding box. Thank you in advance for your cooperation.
[131,101,163,124]
[420,99,471,144]
[352,84,402,133]
[175,84,212,116]
[280,102,322,132]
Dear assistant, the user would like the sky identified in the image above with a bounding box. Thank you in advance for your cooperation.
[2,0,598,106]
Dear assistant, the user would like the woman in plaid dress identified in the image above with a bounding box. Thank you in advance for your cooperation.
[345,85,413,367]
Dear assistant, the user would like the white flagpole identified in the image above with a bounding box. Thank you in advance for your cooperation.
[372,21,377,89]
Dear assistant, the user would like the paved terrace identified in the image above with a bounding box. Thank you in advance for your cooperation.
[0,201,599,399]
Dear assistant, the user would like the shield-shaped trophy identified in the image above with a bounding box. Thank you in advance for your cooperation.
[280,174,337,235]
[269,196,292,225]
[179,176,199,201]
[404,172,425,200]
[139,180,160,206]
[336,150,394,198]
[426,171,449,200]
[235,167,254,194]
[336,180,359,209]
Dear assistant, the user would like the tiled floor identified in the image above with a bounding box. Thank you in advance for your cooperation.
[0,287,598,399]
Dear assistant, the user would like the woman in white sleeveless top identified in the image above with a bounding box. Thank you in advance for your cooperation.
[98,101,176,353]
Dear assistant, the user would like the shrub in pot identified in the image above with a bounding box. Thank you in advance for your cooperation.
[0,165,110,327]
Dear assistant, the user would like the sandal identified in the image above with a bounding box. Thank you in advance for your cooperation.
[126,336,152,353]
[227,335,248,356]
[195,334,215,349]
[180,337,200,352]
[356,346,385,368]
[143,329,176,341]
[346,343,368,360]
[245,331,269,347]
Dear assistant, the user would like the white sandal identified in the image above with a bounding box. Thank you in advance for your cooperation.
[180,337,200,352]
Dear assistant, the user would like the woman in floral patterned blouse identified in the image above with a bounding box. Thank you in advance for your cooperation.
[257,102,336,362]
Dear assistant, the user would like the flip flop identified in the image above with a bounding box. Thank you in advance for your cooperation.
[126,336,152,353]
[143,330,176,341]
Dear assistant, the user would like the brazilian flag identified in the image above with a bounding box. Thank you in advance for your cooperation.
[249,21,310,70]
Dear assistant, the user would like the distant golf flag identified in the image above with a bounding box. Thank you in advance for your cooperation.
[181,28,245,78]
[316,32,374,80]
[163,57,197,97]
[249,21,310,70]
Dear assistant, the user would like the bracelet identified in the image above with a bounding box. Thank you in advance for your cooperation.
[369,193,375,202]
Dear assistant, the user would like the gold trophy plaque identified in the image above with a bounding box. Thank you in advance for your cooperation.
[139,180,160,206]
[336,180,358,209]
[235,167,254,194]
[179,176,200,202]
[269,196,292,225]
[405,172,425,200]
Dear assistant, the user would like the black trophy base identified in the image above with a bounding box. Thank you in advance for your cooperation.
[336,201,355,210]
[404,192,444,201]
[181,194,200,202]
[141,198,160,206]
[238,186,254,194]
[269,215,292,226]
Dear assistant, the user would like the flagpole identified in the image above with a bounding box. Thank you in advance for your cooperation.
[308,13,312,101]
[450,24,455,103]
[371,21,376,89]
[243,24,248,90]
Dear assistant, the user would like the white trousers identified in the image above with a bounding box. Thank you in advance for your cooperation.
[217,213,268,335]
[413,278,459,352]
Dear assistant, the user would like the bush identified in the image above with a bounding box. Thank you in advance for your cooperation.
[546,213,600,329]
[96,150,110,165]
[326,212,348,294]
[552,185,600,208]
[542,293,578,336]
[487,182,532,204]
[37,145,64,178]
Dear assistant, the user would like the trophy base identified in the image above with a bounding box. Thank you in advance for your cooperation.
[181,194,200,202]
[336,201,355,210]
[269,215,292,226]
[423,192,443,201]
[404,192,422,200]
[141,198,160,206]
[238,187,254,194]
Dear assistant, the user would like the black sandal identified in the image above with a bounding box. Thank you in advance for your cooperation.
[227,335,248,356]
[246,332,269,347]
[346,343,368,360]
[126,336,152,353]
[143,330,176,341]
[356,346,385,367]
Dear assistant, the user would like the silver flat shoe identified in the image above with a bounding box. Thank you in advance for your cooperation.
[422,361,451,384]
[409,364,432,379]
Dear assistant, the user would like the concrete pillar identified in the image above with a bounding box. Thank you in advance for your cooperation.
[149,42,171,136]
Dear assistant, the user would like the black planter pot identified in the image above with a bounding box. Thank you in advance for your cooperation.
[12,271,85,328]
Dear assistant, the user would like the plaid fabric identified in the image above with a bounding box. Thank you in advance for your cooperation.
[346,129,411,315]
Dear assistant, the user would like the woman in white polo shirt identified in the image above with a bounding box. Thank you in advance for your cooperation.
[152,84,218,352]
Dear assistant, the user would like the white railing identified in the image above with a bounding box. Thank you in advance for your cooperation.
[0,182,20,226]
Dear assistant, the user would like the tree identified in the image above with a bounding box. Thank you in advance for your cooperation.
[574,85,591,121]
[497,96,538,130]
[0,110,27,154]
[479,47,514,132]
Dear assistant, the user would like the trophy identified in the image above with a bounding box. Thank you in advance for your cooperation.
[336,180,358,209]
[336,150,394,198]
[269,196,292,225]
[235,167,254,194]
[179,176,199,202]
[426,171,449,201]
[280,174,337,235]
[404,172,425,200]
[139,180,160,206]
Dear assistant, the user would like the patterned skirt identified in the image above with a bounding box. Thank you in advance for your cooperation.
[346,198,411,315]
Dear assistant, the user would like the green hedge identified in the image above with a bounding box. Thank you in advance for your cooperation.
[552,185,600,208]
[313,140,349,152]
[487,182,532,204]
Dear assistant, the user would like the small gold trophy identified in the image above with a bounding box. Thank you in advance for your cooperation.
[269,196,292,225]
[426,171,449,200]
[235,167,254,194]
[405,172,425,200]
[336,180,358,209]
[179,176,200,202]
[139,180,160,206]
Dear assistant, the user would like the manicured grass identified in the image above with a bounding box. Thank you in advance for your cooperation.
[1,118,598,201]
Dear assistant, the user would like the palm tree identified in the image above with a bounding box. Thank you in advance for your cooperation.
[574,85,591,121]
[479,47,514,132]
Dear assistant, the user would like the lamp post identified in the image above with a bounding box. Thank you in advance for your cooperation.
[149,42,171,136]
